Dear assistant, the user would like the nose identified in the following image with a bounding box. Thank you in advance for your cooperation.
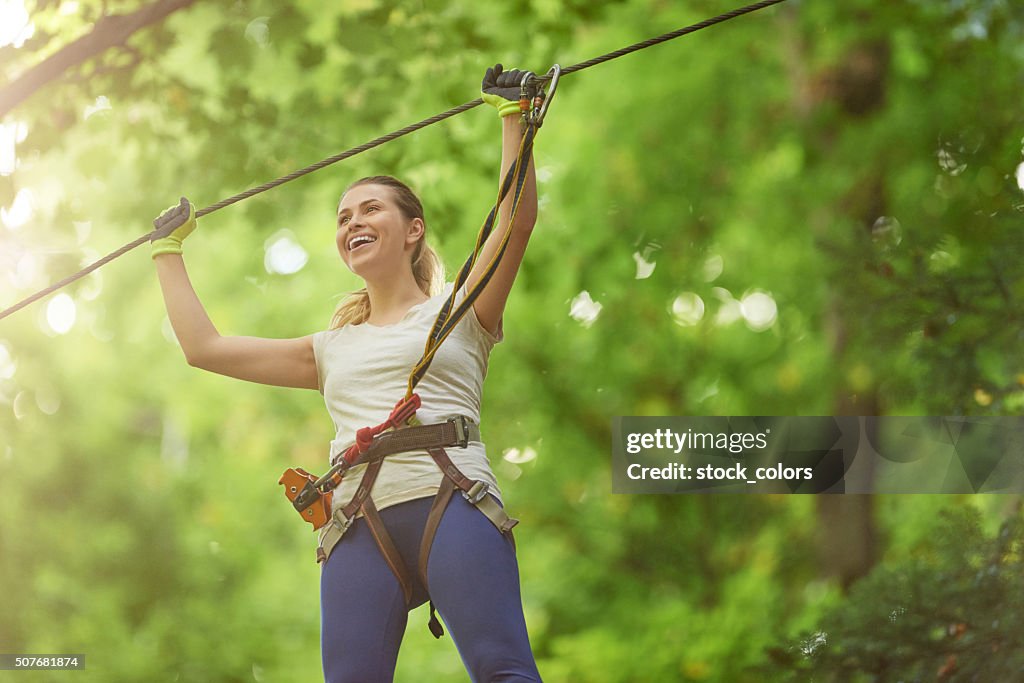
[349,212,368,231]
[339,214,363,238]
[341,216,366,250]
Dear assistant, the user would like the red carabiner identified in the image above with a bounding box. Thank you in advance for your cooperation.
[342,393,421,465]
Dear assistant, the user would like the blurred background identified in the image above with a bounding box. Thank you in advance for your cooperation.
[1,0,1022,680]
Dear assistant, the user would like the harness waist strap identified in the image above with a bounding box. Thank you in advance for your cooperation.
[331,416,480,468]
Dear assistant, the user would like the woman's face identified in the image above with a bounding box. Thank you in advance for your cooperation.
[336,184,423,280]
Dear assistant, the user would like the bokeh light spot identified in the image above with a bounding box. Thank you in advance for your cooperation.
[569,291,602,327]
[670,292,705,327]
[1,188,35,230]
[503,446,538,464]
[703,254,724,282]
[0,121,27,176]
[46,294,77,335]
[84,96,112,119]
[264,231,309,275]
[245,17,270,46]
[35,387,60,415]
[633,244,659,280]
[0,342,15,380]
[0,0,34,49]
[713,288,742,326]
[740,290,778,332]
[871,216,903,250]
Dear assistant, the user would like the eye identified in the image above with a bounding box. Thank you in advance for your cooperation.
[366,205,379,213]
[338,216,350,226]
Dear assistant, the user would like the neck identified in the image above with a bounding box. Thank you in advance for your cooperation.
[364,270,429,325]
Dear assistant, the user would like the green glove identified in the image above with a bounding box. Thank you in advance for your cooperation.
[151,197,196,258]
[481,63,536,118]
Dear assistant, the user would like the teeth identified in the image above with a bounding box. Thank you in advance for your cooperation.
[348,235,377,250]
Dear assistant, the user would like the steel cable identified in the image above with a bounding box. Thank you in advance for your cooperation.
[0,0,787,322]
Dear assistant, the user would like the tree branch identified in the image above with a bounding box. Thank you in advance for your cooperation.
[0,0,197,119]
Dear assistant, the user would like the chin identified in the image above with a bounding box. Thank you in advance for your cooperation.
[345,257,390,284]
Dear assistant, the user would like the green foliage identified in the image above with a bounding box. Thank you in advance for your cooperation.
[1,0,1022,681]
[768,505,1024,682]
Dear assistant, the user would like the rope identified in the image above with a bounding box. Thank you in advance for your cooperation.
[407,122,537,397]
[0,0,788,323]
[319,128,536,485]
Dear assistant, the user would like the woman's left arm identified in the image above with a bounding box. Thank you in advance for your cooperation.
[468,113,537,336]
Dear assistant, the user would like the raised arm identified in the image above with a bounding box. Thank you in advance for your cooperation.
[152,200,318,390]
[469,65,538,336]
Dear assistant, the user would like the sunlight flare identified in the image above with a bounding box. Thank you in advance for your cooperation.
[0,0,34,49]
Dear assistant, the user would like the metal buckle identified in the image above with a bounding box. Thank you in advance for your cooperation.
[316,459,349,490]
[332,509,354,534]
[450,415,471,448]
[463,481,489,505]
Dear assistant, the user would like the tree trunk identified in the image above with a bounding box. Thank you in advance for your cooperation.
[783,3,891,590]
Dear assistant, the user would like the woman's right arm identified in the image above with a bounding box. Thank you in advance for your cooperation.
[154,253,319,390]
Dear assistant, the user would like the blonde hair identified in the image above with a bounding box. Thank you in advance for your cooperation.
[330,176,445,329]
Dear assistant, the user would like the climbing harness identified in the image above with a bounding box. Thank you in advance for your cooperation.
[0,0,788,323]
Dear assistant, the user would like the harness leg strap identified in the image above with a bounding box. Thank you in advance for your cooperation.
[418,476,457,587]
[427,447,520,535]
[361,497,415,605]
[418,477,457,639]
[316,457,386,566]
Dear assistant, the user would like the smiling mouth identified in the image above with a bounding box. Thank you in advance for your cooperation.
[347,234,377,251]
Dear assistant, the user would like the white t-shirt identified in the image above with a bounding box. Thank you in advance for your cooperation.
[312,283,503,515]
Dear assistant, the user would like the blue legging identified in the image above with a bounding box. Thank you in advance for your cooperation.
[320,493,543,682]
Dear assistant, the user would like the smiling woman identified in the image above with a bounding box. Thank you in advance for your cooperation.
[150,64,543,683]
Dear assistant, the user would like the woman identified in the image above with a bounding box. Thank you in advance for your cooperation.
[152,65,543,682]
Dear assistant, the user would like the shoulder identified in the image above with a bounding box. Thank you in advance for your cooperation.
[312,326,347,354]
[313,326,346,342]
[440,281,504,345]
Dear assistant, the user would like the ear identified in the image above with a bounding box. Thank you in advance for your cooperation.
[406,217,425,245]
